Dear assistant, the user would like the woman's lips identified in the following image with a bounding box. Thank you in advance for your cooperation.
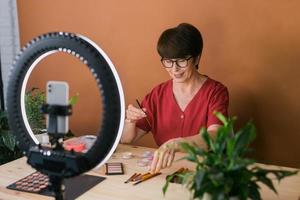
[173,73,184,78]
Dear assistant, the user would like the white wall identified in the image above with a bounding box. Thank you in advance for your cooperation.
[0,0,20,106]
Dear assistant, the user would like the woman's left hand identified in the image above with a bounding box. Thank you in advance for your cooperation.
[149,138,182,174]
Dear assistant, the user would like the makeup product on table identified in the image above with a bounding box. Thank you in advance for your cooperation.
[124,172,160,185]
[166,168,190,184]
[124,173,138,183]
[137,158,151,167]
[105,162,124,175]
[122,152,133,159]
[64,137,86,152]
[7,171,105,198]
[80,135,97,152]
[133,173,150,181]
[142,151,153,158]
[135,99,152,128]
[133,172,162,185]
[7,171,49,194]
[137,151,153,167]
[64,135,97,153]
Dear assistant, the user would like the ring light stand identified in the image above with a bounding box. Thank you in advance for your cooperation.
[6,32,125,200]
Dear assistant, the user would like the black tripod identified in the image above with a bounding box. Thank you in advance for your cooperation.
[27,103,88,200]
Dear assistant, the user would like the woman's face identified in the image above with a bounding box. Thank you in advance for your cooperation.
[162,56,198,83]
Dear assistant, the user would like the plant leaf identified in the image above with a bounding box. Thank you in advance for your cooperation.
[179,154,198,163]
[255,173,277,194]
[180,142,196,154]
[248,182,262,200]
[226,138,235,159]
[0,111,9,130]
[254,167,299,182]
[234,122,256,157]
[179,143,200,163]
[214,111,228,126]
[1,131,16,151]
[162,174,173,195]
[201,128,215,152]
[180,172,195,188]
[270,170,298,182]
[195,170,205,190]
[69,92,79,105]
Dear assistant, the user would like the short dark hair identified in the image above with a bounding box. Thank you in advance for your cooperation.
[157,23,203,59]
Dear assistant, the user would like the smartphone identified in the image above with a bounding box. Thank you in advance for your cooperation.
[46,81,69,134]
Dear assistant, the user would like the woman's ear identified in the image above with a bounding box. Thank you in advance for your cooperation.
[195,55,201,63]
[194,55,201,69]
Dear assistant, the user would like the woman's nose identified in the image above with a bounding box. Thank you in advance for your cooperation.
[171,65,181,72]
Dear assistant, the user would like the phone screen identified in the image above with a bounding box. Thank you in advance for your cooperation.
[46,81,69,134]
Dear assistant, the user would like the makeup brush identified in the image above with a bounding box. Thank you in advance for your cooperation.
[133,172,162,185]
[135,99,152,129]
[124,173,139,183]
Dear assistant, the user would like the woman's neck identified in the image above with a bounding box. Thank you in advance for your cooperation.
[173,73,205,95]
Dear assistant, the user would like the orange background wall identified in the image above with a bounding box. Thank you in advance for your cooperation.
[17,0,300,167]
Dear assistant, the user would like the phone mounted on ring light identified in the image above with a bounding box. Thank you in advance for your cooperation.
[40,103,72,148]
[6,32,126,200]
[26,93,90,199]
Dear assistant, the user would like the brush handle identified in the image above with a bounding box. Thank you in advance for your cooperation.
[133,172,162,185]
[124,173,138,183]
[135,99,152,129]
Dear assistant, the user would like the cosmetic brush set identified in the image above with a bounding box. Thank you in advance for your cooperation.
[124,172,162,185]
[123,168,189,185]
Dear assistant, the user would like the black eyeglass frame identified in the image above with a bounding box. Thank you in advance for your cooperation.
[160,56,194,68]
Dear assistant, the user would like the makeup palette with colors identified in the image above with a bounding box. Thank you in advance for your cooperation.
[7,171,50,195]
[105,163,124,175]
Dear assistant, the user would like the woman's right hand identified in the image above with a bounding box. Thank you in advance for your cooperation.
[125,104,147,123]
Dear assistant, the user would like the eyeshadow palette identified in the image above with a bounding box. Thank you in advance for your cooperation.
[7,171,51,195]
[7,171,106,199]
[105,162,124,175]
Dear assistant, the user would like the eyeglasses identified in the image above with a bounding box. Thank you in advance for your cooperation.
[160,56,193,68]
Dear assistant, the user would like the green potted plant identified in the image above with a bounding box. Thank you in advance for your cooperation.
[25,88,47,135]
[0,110,22,165]
[163,112,298,200]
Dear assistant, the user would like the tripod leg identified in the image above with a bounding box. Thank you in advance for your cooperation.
[49,176,65,200]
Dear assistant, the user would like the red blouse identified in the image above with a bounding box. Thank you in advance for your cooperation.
[136,77,229,146]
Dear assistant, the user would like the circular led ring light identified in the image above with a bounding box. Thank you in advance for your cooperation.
[6,32,125,175]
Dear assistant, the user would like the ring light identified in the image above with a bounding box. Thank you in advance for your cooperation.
[6,32,125,177]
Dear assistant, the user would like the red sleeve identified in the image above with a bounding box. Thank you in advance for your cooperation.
[135,93,153,132]
[207,84,229,127]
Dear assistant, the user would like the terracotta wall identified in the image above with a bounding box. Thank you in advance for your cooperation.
[17,0,300,167]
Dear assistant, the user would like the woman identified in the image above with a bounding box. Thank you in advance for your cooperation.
[121,23,229,173]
